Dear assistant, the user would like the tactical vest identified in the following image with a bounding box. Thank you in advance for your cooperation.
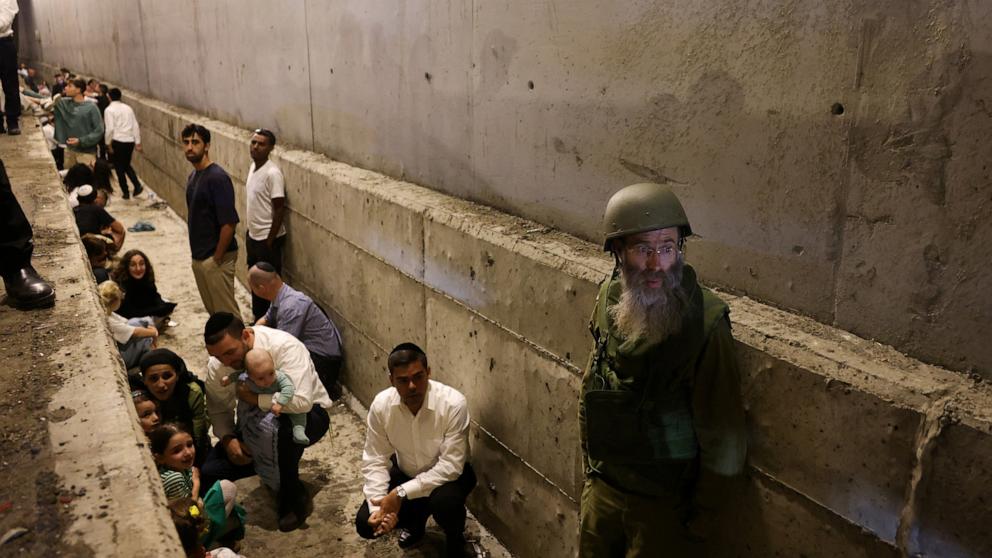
[583,266,729,471]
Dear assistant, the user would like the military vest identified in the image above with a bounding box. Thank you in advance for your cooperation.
[583,265,728,473]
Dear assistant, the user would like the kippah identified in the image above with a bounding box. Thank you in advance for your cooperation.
[390,342,425,356]
[254,261,276,272]
[77,184,94,197]
[139,348,182,373]
[204,312,236,338]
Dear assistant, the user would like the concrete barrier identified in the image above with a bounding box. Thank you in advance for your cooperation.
[4,123,181,554]
[112,88,992,557]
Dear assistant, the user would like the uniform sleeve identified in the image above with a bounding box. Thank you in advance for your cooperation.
[211,173,240,226]
[691,315,747,513]
[361,399,395,513]
[400,393,470,500]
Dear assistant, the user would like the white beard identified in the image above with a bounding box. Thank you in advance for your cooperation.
[609,258,689,348]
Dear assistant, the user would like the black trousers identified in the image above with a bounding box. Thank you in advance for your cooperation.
[0,37,20,129]
[311,351,342,399]
[0,159,33,275]
[52,147,64,171]
[355,462,476,550]
[110,140,140,195]
[246,234,285,321]
[199,404,330,518]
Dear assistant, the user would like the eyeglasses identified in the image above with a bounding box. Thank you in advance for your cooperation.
[626,244,678,259]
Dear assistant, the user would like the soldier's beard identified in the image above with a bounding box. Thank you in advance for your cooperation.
[609,257,689,347]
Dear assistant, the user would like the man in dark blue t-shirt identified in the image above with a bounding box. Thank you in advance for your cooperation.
[182,124,241,318]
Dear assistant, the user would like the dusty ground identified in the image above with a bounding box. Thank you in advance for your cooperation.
[103,177,512,556]
[0,134,86,556]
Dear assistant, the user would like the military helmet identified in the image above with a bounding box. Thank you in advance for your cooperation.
[602,182,692,251]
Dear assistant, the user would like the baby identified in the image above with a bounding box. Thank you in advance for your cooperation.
[221,348,308,445]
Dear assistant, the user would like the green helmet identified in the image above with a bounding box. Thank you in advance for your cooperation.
[602,182,692,251]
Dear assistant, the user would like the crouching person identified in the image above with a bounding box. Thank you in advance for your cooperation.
[355,343,476,558]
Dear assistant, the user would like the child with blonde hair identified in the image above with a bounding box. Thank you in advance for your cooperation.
[97,280,157,369]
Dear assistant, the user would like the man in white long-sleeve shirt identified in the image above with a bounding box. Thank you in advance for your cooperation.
[200,312,332,532]
[103,88,143,198]
[355,342,476,558]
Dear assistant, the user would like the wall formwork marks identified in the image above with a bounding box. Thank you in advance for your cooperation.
[15,0,992,381]
[62,88,992,558]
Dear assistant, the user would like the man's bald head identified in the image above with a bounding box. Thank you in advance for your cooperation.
[248,262,283,301]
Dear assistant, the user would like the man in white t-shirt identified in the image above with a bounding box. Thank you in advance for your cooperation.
[244,128,286,321]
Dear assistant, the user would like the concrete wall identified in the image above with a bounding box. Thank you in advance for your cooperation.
[15,0,992,380]
[42,86,990,557]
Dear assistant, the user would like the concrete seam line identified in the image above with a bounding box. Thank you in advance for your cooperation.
[472,422,578,505]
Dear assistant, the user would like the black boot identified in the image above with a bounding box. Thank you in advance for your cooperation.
[3,266,55,309]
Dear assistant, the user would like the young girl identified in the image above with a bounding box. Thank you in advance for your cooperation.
[150,424,244,549]
[98,280,158,370]
[131,389,161,435]
[112,250,178,329]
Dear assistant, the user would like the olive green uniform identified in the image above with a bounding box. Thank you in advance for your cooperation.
[579,265,746,557]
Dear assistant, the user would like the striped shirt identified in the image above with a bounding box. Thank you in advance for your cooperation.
[159,467,193,500]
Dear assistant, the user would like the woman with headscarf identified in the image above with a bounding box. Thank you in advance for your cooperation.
[138,348,210,466]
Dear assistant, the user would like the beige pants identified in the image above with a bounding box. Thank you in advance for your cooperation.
[190,251,240,317]
[64,149,96,168]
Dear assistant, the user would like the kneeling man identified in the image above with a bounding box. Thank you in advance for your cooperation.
[355,343,476,558]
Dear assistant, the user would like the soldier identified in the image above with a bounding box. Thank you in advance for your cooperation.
[579,183,747,556]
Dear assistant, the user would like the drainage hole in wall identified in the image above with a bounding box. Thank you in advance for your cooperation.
[528,80,535,90]
[831,102,844,115]
[425,72,432,82]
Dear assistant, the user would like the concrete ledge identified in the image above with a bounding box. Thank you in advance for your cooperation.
[4,124,180,554]
[115,86,992,557]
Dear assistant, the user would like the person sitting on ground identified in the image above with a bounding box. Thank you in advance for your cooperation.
[221,348,309,445]
[81,233,113,282]
[63,163,94,208]
[355,343,476,558]
[150,423,244,550]
[91,158,115,206]
[249,262,344,398]
[137,348,211,466]
[200,312,332,532]
[132,388,161,436]
[73,185,125,252]
[168,498,246,558]
[98,280,158,369]
[113,249,178,329]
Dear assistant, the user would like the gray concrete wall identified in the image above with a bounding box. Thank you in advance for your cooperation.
[15,0,992,379]
[45,87,991,557]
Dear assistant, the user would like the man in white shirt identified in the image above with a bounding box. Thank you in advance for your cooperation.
[355,343,476,558]
[199,312,333,532]
[244,128,286,321]
[103,88,143,198]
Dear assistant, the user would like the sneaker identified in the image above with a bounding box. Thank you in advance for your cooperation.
[132,183,144,196]
[7,127,20,135]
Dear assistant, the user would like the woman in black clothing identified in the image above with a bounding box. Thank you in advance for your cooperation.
[113,249,177,329]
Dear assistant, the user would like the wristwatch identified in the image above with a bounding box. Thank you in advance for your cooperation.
[396,486,408,499]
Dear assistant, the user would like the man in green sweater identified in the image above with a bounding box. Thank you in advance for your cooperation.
[54,77,103,168]
[579,182,747,556]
